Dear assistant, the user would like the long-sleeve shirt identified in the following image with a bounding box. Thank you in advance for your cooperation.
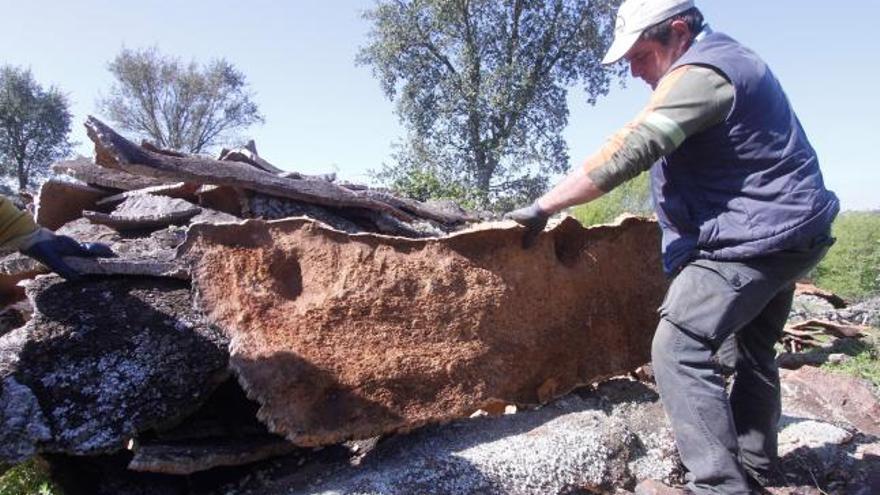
[0,196,38,250]
[583,64,735,192]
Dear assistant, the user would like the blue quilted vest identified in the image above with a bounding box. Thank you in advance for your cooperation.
[651,32,839,274]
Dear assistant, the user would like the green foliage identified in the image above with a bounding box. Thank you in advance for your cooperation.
[570,171,652,226]
[377,163,476,208]
[99,46,264,153]
[0,66,72,191]
[812,212,880,300]
[0,459,59,495]
[359,0,624,210]
[373,135,479,208]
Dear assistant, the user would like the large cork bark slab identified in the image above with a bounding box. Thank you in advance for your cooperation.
[83,195,202,231]
[127,436,296,475]
[51,157,171,191]
[84,116,416,223]
[35,179,111,230]
[183,216,668,446]
[95,183,199,208]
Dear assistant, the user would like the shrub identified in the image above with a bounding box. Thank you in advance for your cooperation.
[570,171,653,226]
[0,459,59,495]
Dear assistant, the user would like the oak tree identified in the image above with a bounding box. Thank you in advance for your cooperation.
[0,66,73,190]
[359,0,621,209]
[99,47,264,154]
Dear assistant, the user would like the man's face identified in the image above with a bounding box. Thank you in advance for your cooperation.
[624,20,693,89]
[624,38,681,89]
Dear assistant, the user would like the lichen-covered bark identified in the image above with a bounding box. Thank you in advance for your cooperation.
[0,277,230,461]
[183,216,668,446]
[35,179,111,230]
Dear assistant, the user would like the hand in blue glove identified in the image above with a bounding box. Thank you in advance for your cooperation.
[19,228,115,281]
[504,202,550,248]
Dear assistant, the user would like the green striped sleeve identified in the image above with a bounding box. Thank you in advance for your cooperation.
[585,66,734,192]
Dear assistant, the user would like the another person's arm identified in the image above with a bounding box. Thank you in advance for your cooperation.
[0,196,114,280]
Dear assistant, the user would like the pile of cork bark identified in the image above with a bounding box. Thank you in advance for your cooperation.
[0,117,670,493]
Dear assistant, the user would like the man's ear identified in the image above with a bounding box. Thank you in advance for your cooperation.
[670,19,693,48]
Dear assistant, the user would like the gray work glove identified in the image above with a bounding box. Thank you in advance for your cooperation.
[504,202,550,248]
[19,228,115,281]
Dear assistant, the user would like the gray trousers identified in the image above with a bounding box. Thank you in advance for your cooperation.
[651,239,831,494]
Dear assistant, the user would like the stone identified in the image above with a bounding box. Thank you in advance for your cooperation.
[0,303,27,338]
[778,418,853,457]
[826,353,849,364]
[837,298,880,328]
[780,366,880,437]
[0,376,52,466]
[0,276,230,462]
[182,215,668,446]
[228,379,681,495]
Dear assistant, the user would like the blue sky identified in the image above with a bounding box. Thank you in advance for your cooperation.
[2,1,877,210]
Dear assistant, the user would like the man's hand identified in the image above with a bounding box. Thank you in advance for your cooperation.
[19,228,115,281]
[504,202,550,248]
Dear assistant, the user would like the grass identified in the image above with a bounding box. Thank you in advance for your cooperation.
[0,459,60,495]
[822,328,880,388]
[811,211,880,300]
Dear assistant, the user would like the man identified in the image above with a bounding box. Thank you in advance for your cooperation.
[506,0,839,493]
[0,195,113,280]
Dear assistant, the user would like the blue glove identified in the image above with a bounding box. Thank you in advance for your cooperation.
[20,228,115,281]
[504,202,550,248]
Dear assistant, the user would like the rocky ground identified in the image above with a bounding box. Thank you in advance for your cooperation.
[29,293,876,495]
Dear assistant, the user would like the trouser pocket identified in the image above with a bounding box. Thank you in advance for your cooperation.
[659,259,759,348]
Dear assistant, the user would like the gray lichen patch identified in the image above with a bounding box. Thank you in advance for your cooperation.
[0,377,52,466]
[6,276,230,458]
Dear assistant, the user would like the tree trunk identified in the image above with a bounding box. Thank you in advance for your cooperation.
[474,151,498,206]
[17,160,26,192]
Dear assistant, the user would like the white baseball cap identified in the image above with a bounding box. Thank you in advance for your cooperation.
[602,0,695,64]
